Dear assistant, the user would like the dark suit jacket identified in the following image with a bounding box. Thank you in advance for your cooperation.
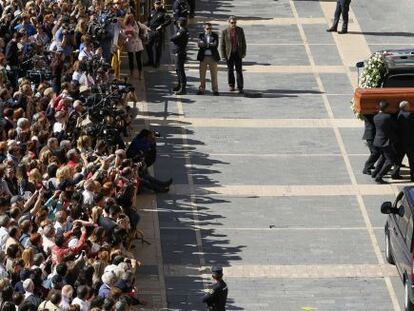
[373,112,399,148]
[362,114,375,141]
[220,26,246,60]
[197,32,220,62]
[398,110,414,146]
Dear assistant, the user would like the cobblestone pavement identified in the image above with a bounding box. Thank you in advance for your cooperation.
[134,0,414,310]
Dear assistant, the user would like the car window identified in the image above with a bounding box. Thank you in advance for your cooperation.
[383,74,414,87]
[394,193,407,235]
[396,197,412,246]
[406,216,413,250]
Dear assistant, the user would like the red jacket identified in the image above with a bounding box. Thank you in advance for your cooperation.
[51,232,86,265]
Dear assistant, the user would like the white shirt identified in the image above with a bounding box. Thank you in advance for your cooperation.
[71,297,90,311]
[0,226,9,250]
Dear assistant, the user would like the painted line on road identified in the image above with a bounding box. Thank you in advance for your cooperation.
[197,17,328,26]
[142,117,362,128]
[169,184,399,197]
[160,226,384,231]
[163,264,398,279]
[156,64,347,73]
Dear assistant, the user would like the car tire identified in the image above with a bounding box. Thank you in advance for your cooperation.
[405,281,414,311]
[385,230,395,265]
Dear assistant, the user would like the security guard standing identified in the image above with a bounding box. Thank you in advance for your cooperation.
[326,0,352,34]
[146,0,171,68]
[202,265,228,311]
[170,17,189,95]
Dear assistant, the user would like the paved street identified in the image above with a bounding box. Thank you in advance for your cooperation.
[136,0,414,310]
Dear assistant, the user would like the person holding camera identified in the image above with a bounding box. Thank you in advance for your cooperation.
[197,23,220,96]
[146,0,171,68]
[121,13,150,80]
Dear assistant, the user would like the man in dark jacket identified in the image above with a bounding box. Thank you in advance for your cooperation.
[197,23,220,96]
[396,101,414,181]
[170,17,189,95]
[202,265,228,311]
[172,0,189,24]
[220,16,246,94]
[362,114,380,175]
[371,100,400,184]
[146,0,171,67]
[326,0,352,34]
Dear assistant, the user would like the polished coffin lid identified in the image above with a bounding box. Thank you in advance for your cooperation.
[354,87,414,114]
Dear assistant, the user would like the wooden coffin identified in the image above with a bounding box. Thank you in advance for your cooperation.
[354,87,414,114]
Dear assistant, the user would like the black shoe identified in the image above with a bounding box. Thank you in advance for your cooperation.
[164,178,173,186]
[375,178,388,184]
[157,187,170,193]
[326,27,337,32]
[229,86,236,92]
[175,89,187,95]
[338,29,348,34]
[213,91,219,96]
[173,85,181,92]
[362,168,372,175]
[391,174,402,180]
[238,89,244,94]
[197,90,204,95]
[144,62,154,67]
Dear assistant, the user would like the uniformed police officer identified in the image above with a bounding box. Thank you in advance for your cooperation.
[326,0,352,34]
[172,0,189,25]
[202,265,228,311]
[146,0,171,68]
[170,17,189,95]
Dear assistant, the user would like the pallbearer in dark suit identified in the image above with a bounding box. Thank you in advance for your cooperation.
[371,101,400,184]
[362,114,380,175]
[397,101,414,181]
[326,0,352,34]
[197,23,221,96]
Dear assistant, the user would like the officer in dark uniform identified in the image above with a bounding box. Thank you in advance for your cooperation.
[172,0,189,25]
[146,0,171,67]
[202,265,228,311]
[362,114,380,175]
[326,0,352,34]
[170,17,189,95]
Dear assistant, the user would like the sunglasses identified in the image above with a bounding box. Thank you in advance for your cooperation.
[230,21,236,24]
[206,27,212,30]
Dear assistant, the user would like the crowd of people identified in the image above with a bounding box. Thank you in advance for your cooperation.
[0,0,239,308]
[0,0,181,310]
[362,100,414,184]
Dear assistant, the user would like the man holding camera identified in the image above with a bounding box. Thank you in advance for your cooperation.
[202,265,228,311]
[197,23,220,96]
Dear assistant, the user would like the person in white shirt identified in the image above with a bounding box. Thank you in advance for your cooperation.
[59,285,74,311]
[78,42,94,61]
[0,215,10,250]
[71,285,90,311]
